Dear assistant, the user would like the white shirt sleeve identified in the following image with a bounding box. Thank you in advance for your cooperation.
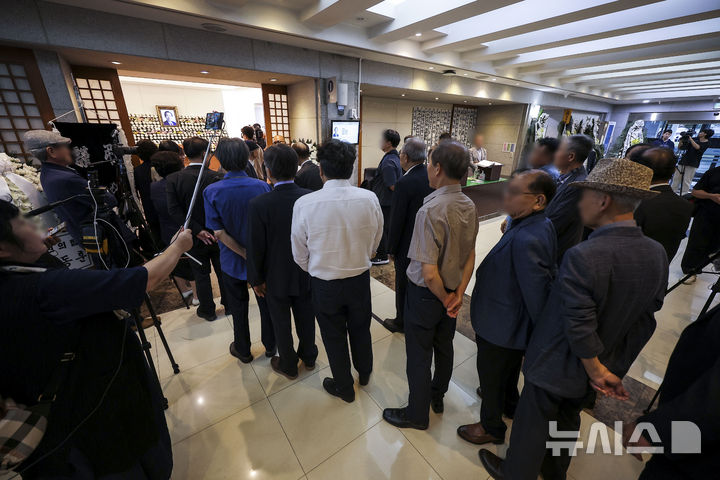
[291,200,310,272]
[372,196,384,253]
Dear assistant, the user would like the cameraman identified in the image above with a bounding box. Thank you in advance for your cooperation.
[0,199,193,479]
[674,128,713,195]
[23,130,137,252]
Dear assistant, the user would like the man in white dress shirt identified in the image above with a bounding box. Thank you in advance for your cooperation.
[291,139,384,403]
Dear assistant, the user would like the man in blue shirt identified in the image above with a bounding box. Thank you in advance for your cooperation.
[528,137,560,183]
[371,129,403,265]
[652,129,675,150]
[204,138,273,363]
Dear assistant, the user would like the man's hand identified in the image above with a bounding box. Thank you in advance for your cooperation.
[197,230,217,245]
[589,367,629,400]
[622,421,652,461]
[443,292,461,318]
[253,283,267,298]
[172,228,194,252]
[711,193,720,205]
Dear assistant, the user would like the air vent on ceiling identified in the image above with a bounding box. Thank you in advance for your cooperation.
[442,69,456,76]
[201,23,227,32]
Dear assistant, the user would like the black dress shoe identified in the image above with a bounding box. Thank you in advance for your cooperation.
[476,386,483,398]
[197,309,217,321]
[265,347,277,358]
[304,360,316,370]
[381,318,404,333]
[229,342,253,364]
[270,356,298,380]
[431,396,444,414]
[322,377,355,403]
[359,372,371,386]
[382,408,428,430]
[478,449,505,479]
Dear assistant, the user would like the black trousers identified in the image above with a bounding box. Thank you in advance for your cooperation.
[393,254,410,324]
[404,282,456,425]
[266,291,317,375]
[311,271,373,394]
[223,273,275,357]
[681,209,720,274]
[376,205,392,257]
[476,335,523,439]
[189,242,227,316]
[502,381,585,480]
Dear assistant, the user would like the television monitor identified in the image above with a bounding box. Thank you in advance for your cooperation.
[331,120,360,144]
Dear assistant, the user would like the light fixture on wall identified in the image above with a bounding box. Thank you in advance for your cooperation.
[200,71,209,74]
[650,112,658,121]
[111,61,122,65]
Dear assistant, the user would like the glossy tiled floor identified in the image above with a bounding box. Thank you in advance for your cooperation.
[143,215,718,479]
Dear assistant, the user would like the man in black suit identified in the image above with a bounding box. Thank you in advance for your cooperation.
[248,145,318,379]
[166,136,226,320]
[382,137,433,333]
[293,141,323,191]
[633,147,693,262]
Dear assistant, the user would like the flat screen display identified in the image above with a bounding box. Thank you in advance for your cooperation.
[331,120,360,144]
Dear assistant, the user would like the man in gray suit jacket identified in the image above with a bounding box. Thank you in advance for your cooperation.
[480,159,669,480]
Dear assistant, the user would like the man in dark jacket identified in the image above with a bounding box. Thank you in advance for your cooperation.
[681,165,720,280]
[543,135,591,262]
[633,147,693,262]
[371,129,403,265]
[628,304,720,479]
[133,139,160,240]
[248,144,318,379]
[0,200,193,479]
[166,136,226,321]
[382,137,433,333]
[673,128,713,196]
[293,141,323,191]
[458,170,557,446]
[480,159,668,480]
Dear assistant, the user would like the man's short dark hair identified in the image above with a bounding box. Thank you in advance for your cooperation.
[438,132,452,141]
[0,200,20,247]
[264,144,299,181]
[241,125,255,139]
[701,128,715,138]
[663,129,673,135]
[214,137,249,172]
[292,141,311,160]
[383,129,400,148]
[566,135,593,164]
[626,143,652,163]
[317,139,355,179]
[634,147,677,182]
[135,139,158,163]
[525,170,557,204]
[151,151,183,178]
[536,137,559,155]
[403,135,414,143]
[182,136,209,159]
[158,139,182,154]
[429,140,469,180]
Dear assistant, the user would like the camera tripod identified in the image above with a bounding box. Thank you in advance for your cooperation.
[643,250,720,414]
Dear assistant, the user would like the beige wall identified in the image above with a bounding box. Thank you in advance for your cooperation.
[475,104,527,176]
[288,78,319,143]
[360,96,453,177]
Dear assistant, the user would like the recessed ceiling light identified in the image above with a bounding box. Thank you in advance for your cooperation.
[491,78,497,81]
[515,82,519,85]
[111,61,122,65]
[200,70,209,74]
[463,100,467,103]
[415,32,422,37]
[435,97,439,100]
[428,66,434,70]
[401,93,405,97]
[270,78,278,82]
[489,102,493,105]
[642,99,650,103]
[463,73,468,76]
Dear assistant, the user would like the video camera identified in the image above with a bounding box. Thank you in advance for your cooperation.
[677,130,696,149]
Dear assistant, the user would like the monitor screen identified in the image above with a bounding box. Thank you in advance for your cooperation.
[331,121,360,144]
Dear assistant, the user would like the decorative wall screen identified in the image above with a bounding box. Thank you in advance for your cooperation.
[450,105,478,148]
[0,47,54,160]
[262,84,290,143]
[411,106,452,148]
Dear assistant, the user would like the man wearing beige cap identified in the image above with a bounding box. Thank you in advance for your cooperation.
[480,159,669,480]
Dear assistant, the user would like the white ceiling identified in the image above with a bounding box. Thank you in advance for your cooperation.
[49,0,720,104]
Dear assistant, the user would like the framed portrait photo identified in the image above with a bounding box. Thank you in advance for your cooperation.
[156,106,179,127]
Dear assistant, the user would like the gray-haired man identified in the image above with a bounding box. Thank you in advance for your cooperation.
[382,137,435,333]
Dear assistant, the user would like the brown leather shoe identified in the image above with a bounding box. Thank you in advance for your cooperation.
[457,422,504,445]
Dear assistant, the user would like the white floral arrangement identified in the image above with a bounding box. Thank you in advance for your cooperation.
[0,153,43,192]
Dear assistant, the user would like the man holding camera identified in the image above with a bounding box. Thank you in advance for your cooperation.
[0,199,194,478]
[674,128,713,196]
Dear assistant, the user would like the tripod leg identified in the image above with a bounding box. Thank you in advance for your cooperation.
[145,294,180,374]
[697,279,720,319]
[170,274,191,309]
[643,385,662,414]
[131,309,169,409]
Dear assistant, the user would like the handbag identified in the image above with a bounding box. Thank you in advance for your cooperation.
[0,350,77,471]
